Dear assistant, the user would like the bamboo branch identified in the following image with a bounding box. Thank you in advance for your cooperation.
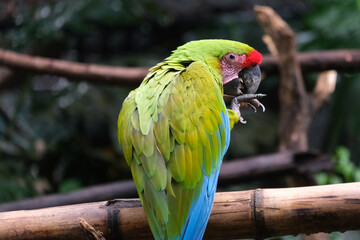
[0,48,359,89]
[0,183,359,240]
[0,151,333,212]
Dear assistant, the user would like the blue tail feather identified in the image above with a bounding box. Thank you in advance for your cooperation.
[179,102,231,239]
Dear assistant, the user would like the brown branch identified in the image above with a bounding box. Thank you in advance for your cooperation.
[0,151,333,212]
[310,70,337,112]
[0,179,137,212]
[255,5,338,156]
[0,48,359,89]
[260,50,360,75]
[255,5,310,151]
[0,183,359,240]
[0,48,149,86]
[218,151,332,185]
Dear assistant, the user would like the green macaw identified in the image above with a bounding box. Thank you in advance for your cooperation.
[118,39,264,240]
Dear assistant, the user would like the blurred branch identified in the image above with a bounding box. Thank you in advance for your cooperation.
[0,48,359,90]
[218,151,332,185]
[310,70,337,111]
[0,182,359,240]
[0,151,333,212]
[261,50,360,75]
[0,180,137,212]
[255,5,310,151]
[254,6,337,153]
[0,48,149,86]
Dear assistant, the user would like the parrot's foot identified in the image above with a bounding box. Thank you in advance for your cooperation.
[230,93,266,124]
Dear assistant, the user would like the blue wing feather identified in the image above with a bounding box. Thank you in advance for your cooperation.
[180,102,231,239]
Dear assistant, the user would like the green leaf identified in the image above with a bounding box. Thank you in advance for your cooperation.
[59,179,82,193]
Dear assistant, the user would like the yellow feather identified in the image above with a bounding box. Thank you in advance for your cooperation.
[168,144,185,182]
[150,151,167,191]
[185,128,198,150]
[170,125,185,145]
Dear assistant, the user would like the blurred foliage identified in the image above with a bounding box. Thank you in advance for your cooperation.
[301,0,360,163]
[300,0,360,50]
[316,146,360,185]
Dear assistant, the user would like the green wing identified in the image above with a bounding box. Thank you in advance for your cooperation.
[118,60,227,239]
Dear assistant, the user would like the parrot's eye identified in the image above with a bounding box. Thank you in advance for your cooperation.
[229,54,236,61]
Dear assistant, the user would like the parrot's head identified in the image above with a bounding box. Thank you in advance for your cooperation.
[220,48,262,96]
[167,39,262,96]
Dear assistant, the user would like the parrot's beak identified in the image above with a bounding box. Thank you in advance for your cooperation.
[238,65,261,94]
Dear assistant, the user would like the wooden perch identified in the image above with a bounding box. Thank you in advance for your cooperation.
[0,48,359,89]
[0,151,333,212]
[0,182,359,240]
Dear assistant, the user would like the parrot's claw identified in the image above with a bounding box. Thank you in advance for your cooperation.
[245,99,266,113]
[239,116,247,124]
[230,93,266,124]
[259,102,266,112]
[246,102,258,112]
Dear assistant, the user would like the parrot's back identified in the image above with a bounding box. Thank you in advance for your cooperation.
[118,59,231,239]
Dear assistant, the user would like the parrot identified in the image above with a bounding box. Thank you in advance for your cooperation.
[118,39,265,240]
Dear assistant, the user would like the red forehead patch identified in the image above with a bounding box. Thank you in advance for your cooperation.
[243,49,262,68]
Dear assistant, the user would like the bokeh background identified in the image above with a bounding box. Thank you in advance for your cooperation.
[0,1,360,239]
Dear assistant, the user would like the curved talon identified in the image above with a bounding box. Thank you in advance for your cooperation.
[259,102,266,112]
[239,116,247,124]
[246,102,257,112]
